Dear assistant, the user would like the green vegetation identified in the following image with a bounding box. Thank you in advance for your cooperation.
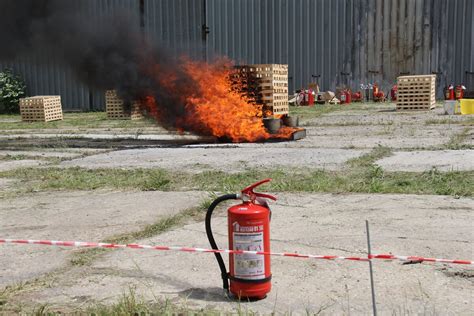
[0,69,26,114]
[2,147,472,197]
[1,167,171,191]
[290,103,394,121]
[425,117,474,126]
[444,127,471,150]
[0,112,158,130]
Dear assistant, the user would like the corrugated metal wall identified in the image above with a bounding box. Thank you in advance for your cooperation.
[206,0,348,92]
[207,0,473,95]
[0,0,140,111]
[144,0,205,60]
[347,0,474,96]
[1,0,472,110]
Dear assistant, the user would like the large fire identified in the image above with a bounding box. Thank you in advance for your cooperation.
[140,59,296,142]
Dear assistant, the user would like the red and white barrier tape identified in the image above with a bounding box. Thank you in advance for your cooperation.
[0,239,472,265]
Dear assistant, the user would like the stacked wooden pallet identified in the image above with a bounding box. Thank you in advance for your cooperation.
[397,75,436,110]
[19,96,63,122]
[233,64,289,117]
[105,90,143,120]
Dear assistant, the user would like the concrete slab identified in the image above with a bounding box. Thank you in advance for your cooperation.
[376,150,474,172]
[0,190,207,286]
[10,193,474,314]
[0,159,44,172]
[0,150,81,159]
[60,147,368,172]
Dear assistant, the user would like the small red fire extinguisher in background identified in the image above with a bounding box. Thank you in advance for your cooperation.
[445,85,455,100]
[206,179,275,300]
[390,85,398,101]
[455,85,466,100]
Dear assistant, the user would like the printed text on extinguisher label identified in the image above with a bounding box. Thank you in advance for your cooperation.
[233,231,265,280]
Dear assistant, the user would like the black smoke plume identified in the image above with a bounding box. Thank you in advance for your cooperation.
[0,0,199,130]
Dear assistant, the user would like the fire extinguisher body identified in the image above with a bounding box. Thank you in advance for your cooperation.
[228,202,271,299]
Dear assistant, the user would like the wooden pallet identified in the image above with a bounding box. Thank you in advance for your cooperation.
[19,96,63,122]
[233,64,289,117]
[105,90,143,120]
[397,75,436,110]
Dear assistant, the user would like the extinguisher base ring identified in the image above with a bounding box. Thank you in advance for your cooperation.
[228,274,272,284]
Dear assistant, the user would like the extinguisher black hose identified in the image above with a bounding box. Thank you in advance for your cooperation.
[205,194,238,292]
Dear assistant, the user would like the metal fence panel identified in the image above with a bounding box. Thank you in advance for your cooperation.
[1,0,472,110]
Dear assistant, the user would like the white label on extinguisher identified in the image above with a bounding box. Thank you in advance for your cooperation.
[233,232,265,280]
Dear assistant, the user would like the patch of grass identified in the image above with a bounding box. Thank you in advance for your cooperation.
[444,127,471,150]
[425,117,474,126]
[8,287,221,315]
[312,121,394,127]
[290,105,339,120]
[347,146,392,168]
[0,112,158,130]
[0,167,171,191]
[2,162,472,197]
[186,168,473,196]
[0,154,29,161]
[69,194,216,266]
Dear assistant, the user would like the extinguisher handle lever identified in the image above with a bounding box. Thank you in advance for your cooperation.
[241,178,277,202]
[254,192,277,201]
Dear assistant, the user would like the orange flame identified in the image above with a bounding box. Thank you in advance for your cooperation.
[140,59,296,142]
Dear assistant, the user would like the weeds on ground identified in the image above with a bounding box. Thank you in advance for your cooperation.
[1,147,472,197]
[444,127,471,150]
[3,166,471,197]
[425,117,474,126]
[0,112,158,130]
[69,194,216,266]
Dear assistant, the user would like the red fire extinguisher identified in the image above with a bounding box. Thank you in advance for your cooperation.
[455,85,466,100]
[445,85,455,100]
[206,179,275,300]
[391,85,398,101]
[345,90,352,104]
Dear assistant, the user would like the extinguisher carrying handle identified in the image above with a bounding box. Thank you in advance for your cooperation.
[241,178,277,203]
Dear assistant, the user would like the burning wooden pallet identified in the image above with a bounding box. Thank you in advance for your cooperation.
[19,96,63,122]
[233,64,289,117]
[105,90,143,120]
[397,75,436,110]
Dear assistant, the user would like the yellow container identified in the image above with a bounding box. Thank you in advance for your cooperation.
[460,99,474,115]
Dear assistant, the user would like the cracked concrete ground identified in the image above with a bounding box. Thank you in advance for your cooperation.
[0,191,206,287]
[0,105,473,314]
[59,147,370,172]
[376,150,474,172]
[5,193,473,314]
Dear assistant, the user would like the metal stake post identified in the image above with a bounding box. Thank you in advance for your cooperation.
[366,220,377,316]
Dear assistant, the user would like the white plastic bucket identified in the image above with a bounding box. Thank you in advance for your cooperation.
[444,100,459,115]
